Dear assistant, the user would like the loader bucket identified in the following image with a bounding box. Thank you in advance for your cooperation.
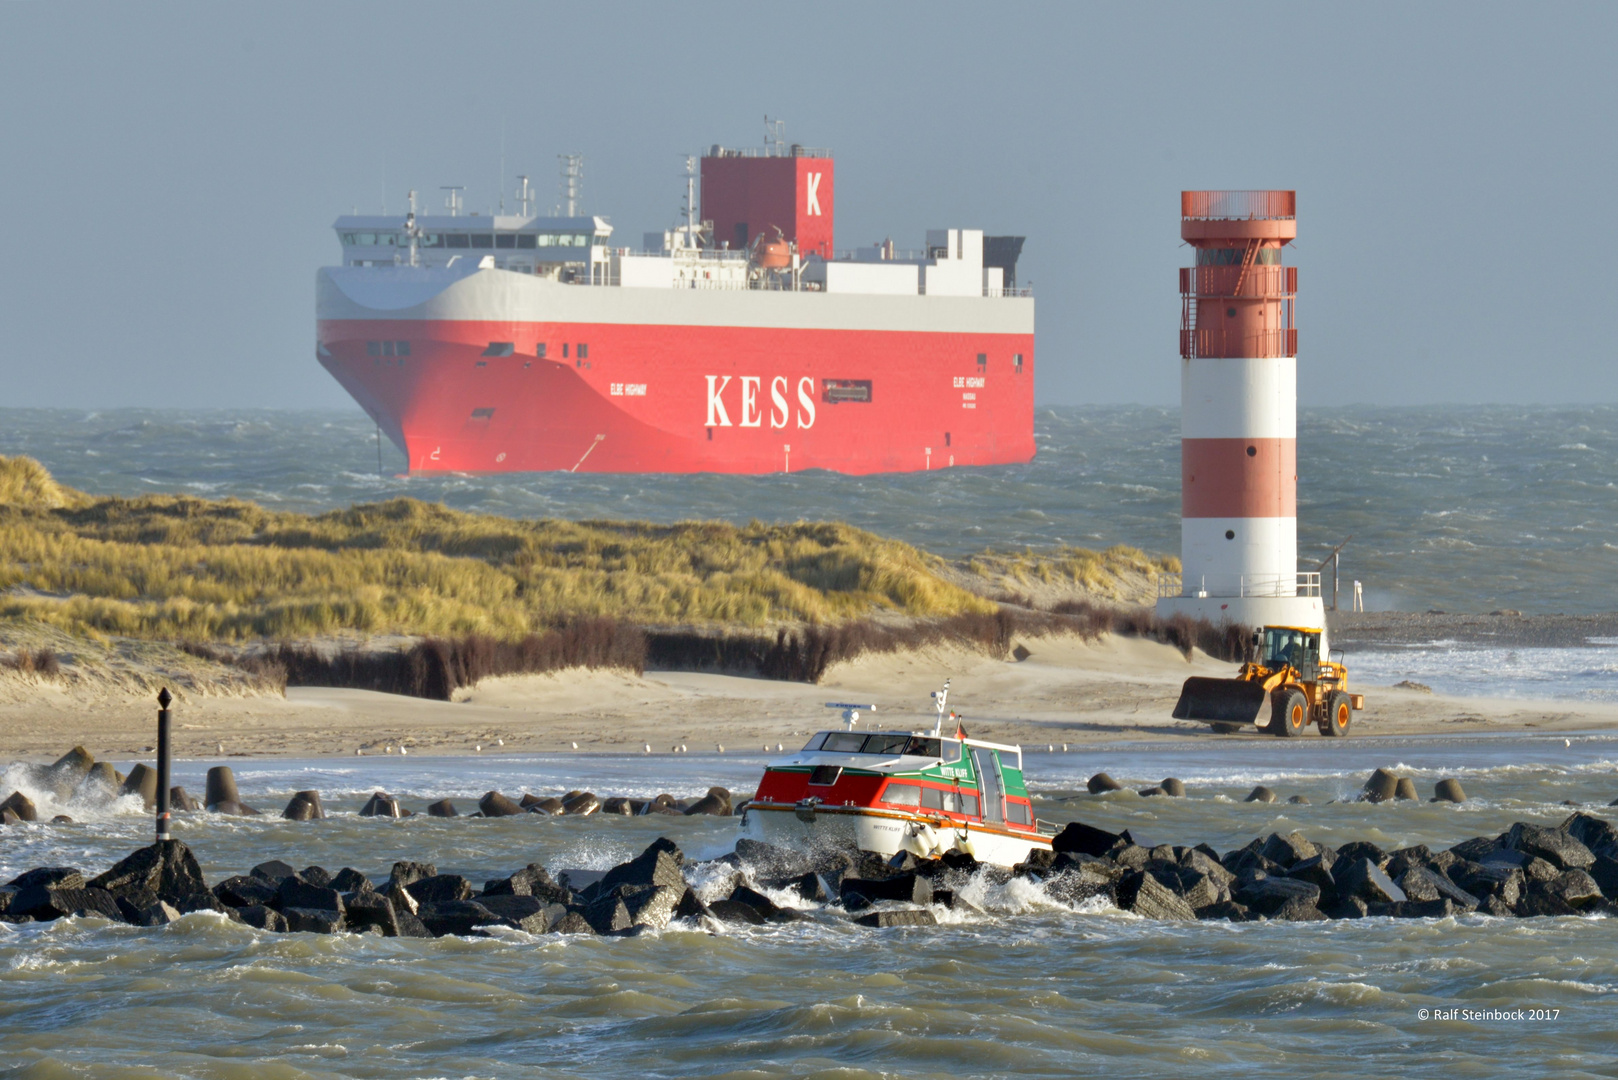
[1172,677,1267,724]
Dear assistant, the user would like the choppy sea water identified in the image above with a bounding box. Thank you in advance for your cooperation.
[1,743,1616,1079]
[2,404,1616,617]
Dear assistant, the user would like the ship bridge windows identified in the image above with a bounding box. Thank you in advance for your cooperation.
[341,232,398,246]
[470,234,495,248]
[481,342,515,357]
[862,734,910,756]
[822,379,871,404]
[903,736,942,758]
[515,234,537,249]
[445,233,471,249]
[821,732,867,754]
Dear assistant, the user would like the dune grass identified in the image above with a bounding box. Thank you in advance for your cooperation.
[0,455,996,642]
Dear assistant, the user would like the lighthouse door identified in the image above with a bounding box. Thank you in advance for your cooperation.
[970,747,1005,824]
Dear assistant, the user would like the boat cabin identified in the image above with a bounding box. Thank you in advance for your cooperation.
[752,728,1039,831]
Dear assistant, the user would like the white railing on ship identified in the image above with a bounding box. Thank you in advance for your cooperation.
[1156,572,1322,599]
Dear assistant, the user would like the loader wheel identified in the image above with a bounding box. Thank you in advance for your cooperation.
[1321,690,1353,737]
[1272,688,1309,737]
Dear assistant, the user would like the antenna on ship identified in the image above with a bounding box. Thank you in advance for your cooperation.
[441,186,463,217]
[683,155,698,249]
[825,702,875,731]
[404,189,420,268]
[930,679,951,736]
[764,114,785,157]
[515,175,532,218]
[559,154,583,217]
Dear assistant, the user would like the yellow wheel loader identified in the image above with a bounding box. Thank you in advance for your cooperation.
[1172,625,1364,737]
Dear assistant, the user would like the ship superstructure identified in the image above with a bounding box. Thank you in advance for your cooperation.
[316,134,1035,475]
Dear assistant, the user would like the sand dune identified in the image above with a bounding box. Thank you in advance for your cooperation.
[2,631,1615,762]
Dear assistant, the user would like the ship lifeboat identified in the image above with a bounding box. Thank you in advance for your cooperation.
[753,238,793,270]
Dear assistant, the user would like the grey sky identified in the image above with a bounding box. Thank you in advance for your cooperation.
[2,2,1613,410]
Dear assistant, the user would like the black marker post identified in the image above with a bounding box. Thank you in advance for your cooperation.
[155,687,173,842]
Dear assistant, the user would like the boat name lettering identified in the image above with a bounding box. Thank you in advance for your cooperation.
[953,376,986,388]
[609,383,648,397]
[706,374,816,430]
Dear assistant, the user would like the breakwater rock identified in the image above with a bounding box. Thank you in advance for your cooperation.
[4,808,1617,936]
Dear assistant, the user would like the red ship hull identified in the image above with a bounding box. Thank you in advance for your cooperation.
[318,316,1035,475]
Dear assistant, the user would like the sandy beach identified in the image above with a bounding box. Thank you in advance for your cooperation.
[4,630,1616,763]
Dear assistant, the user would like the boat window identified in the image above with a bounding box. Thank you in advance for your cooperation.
[516,234,537,249]
[821,732,866,753]
[940,739,962,763]
[578,344,589,360]
[861,734,909,756]
[808,765,842,786]
[920,786,944,811]
[470,234,495,248]
[366,341,381,357]
[881,783,921,807]
[1007,800,1032,825]
[481,342,515,357]
[445,234,470,249]
[959,793,981,817]
[800,732,827,751]
[536,343,547,359]
[496,234,517,249]
[903,736,942,758]
[395,341,411,357]
[418,234,442,248]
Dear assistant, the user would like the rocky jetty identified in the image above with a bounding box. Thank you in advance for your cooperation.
[0,744,737,826]
[4,807,1617,937]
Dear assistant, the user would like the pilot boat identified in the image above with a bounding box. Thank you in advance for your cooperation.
[739,682,1056,867]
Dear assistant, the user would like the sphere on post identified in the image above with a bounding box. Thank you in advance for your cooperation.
[155,686,174,842]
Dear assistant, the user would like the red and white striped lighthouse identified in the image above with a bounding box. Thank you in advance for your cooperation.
[1157,190,1324,630]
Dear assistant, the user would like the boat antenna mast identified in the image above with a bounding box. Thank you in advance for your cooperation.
[930,679,951,736]
[559,153,583,217]
[683,155,698,249]
[515,174,532,218]
[825,702,876,732]
[403,189,421,267]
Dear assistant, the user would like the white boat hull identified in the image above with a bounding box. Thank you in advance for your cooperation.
[740,802,1052,868]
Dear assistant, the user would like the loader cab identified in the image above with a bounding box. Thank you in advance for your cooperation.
[1257,626,1322,679]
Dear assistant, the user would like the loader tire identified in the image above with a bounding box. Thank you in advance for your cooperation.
[1272,688,1309,737]
[1321,690,1353,737]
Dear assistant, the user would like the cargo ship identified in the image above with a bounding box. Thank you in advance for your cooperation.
[738,684,1056,867]
[315,135,1035,475]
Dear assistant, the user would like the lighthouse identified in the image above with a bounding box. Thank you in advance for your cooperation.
[1157,190,1324,631]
